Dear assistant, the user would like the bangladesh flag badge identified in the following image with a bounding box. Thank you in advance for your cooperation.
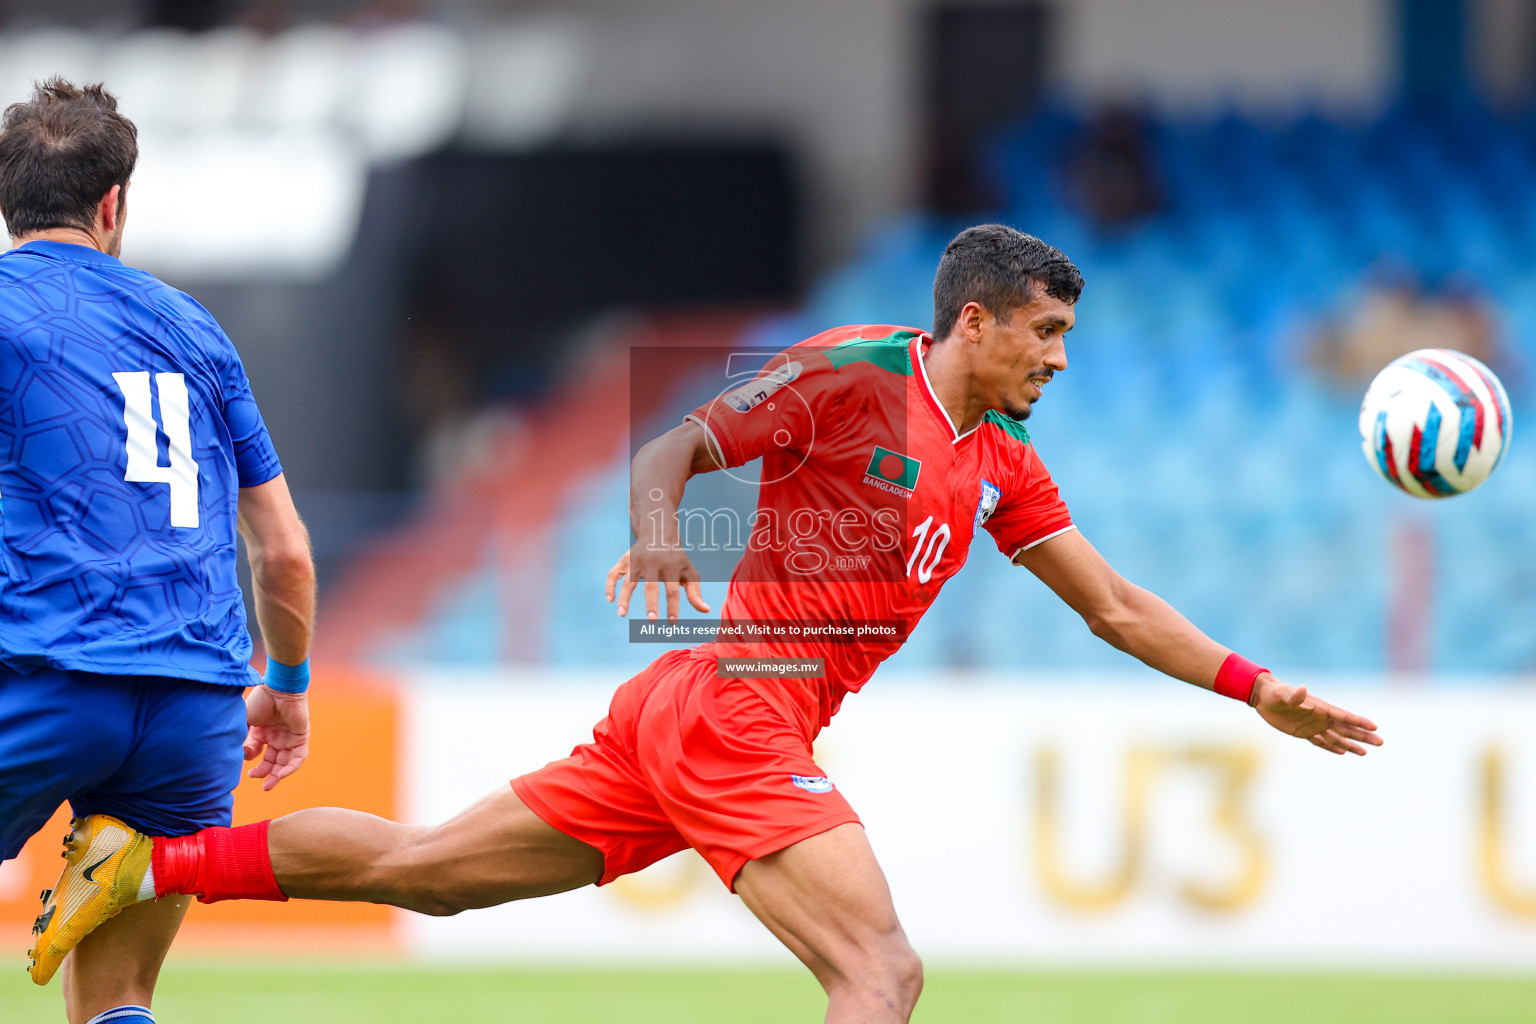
[863,445,921,498]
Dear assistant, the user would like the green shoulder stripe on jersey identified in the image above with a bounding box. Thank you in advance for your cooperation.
[824,330,921,376]
[983,409,1031,446]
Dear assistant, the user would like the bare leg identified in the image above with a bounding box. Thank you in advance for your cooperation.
[270,785,604,916]
[734,824,922,1024]
[61,894,192,1024]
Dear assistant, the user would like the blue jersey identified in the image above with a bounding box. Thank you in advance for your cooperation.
[0,241,282,687]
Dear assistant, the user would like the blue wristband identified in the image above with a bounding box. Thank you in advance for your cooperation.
[263,657,310,694]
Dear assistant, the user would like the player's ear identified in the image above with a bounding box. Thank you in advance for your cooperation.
[99,184,122,233]
[961,301,987,343]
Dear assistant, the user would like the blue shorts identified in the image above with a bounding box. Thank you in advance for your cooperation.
[0,665,247,861]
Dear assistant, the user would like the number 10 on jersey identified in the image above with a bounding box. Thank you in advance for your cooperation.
[113,371,200,528]
[906,515,950,583]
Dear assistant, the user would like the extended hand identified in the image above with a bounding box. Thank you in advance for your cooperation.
[1253,674,1383,756]
[606,547,711,621]
[244,684,311,790]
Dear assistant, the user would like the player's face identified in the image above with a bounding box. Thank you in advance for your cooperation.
[975,292,1073,420]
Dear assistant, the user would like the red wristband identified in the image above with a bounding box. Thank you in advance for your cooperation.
[1214,653,1268,705]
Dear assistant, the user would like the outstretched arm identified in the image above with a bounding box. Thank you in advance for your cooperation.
[606,420,722,621]
[1015,529,1382,755]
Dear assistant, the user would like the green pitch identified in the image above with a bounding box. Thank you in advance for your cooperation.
[4,964,1535,1023]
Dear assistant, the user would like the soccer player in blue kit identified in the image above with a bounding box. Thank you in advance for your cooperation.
[0,80,316,1023]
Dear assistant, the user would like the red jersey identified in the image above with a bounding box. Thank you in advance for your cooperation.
[685,325,1075,733]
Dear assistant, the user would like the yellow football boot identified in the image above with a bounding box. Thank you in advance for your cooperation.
[27,814,153,985]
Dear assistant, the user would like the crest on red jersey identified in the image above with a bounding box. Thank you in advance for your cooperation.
[975,479,1001,527]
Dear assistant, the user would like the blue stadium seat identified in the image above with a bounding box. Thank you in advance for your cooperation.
[382,101,1536,679]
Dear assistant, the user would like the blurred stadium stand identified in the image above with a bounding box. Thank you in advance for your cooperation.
[1,9,1530,678]
[0,22,475,278]
[330,98,1536,677]
[0,20,799,587]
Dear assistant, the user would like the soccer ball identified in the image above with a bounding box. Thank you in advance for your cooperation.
[1359,348,1512,498]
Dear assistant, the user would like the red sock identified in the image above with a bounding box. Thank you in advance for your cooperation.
[153,820,288,904]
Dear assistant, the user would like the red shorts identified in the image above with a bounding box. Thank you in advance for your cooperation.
[511,648,860,891]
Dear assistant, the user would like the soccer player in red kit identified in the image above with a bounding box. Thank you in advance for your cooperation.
[46,225,1381,1024]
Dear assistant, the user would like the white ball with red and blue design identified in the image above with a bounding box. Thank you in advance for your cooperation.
[1359,348,1512,498]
